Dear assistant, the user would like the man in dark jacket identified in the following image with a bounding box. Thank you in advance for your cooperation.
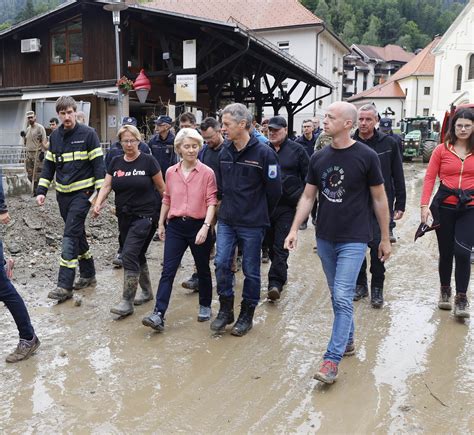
[37,96,105,302]
[148,115,177,178]
[211,103,282,337]
[353,104,406,308]
[266,116,309,301]
[296,119,317,158]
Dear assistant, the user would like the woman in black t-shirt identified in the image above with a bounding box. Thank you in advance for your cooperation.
[94,125,165,318]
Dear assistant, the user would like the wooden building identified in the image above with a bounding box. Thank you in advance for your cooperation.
[0,0,332,142]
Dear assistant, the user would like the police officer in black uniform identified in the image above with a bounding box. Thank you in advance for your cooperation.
[266,116,309,300]
[148,115,177,179]
[37,96,105,302]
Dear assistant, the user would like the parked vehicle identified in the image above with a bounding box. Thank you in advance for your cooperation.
[400,116,440,163]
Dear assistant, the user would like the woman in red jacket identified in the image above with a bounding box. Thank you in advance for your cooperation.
[420,108,474,318]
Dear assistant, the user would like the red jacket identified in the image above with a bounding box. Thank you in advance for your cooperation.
[421,143,474,206]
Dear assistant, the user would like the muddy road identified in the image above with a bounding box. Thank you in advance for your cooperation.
[1,162,473,433]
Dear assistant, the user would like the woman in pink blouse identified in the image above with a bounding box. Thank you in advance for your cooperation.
[142,128,218,331]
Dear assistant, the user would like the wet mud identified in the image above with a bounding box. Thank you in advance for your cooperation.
[1,163,473,433]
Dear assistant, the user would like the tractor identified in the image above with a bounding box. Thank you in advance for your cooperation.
[400,116,440,163]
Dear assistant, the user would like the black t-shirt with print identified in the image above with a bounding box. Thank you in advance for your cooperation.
[108,153,161,217]
[306,141,384,243]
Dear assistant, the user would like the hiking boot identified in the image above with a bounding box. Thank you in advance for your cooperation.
[438,285,452,310]
[231,300,256,337]
[5,258,14,280]
[112,253,123,268]
[389,229,396,244]
[371,287,384,308]
[110,271,138,317]
[74,276,97,290]
[142,311,165,331]
[267,286,281,301]
[299,222,308,230]
[6,335,40,363]
[210,295,235,332]
[453,293,470,319]
[48,287,73,302]
[261,251,270,264]
[344,341,355,357]
[198,305,212,322]
[353,284,368,301]
[181,273,199,292]
[134,263,154,305]
[313,360,338,384]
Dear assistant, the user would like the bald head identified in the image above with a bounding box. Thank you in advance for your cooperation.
[329,102,357,124]
[323,102,357,143]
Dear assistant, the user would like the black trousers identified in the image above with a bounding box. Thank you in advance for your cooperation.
[57,190,95,290]
[266,205,295,290]
[356,219,385,289]
[436,205,474,293]
[118,214,157,273]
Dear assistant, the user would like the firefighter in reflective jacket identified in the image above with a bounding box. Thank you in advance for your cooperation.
[36,96,105,302]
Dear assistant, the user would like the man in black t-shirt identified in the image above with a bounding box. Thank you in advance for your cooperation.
[285,101,391,385]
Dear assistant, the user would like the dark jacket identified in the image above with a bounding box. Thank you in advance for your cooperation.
[198,143,223,174]
[217,135,282,227]
[295,133,317,158]
[37,123,105,195]
[105,141,151,170]
[354,129,406,211]
[270,138,309,207]
[148,131,177,179]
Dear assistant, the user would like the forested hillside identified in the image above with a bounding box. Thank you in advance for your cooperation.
[301,0,467,51]
[0,0,65,29]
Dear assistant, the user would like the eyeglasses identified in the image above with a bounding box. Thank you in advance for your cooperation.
[120,139,139,145]
[455,124,473,130]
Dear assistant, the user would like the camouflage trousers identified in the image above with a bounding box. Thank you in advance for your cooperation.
[25,151,43,184]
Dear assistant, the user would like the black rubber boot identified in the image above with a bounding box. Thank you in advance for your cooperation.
[134,263,153,305]
[231,300,256,337]
[110,271,138,317]
[353,284,368,301]
[210,295,234,332]
[371,287,384,308]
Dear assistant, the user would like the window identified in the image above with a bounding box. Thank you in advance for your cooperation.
[319,43,324,66]
[455,66,462,91]
[468,54,474,80]
[50,17,83,82]
[405,88,408,96]
[363,72,368,91]
[278,41,289,54]
[424,87,430,95]
[423,108,429,116]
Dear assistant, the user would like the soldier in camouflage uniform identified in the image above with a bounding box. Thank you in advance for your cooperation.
[22,111,47,194]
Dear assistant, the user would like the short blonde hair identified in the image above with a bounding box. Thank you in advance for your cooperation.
[118,125,141,142]
[174,128,203,155]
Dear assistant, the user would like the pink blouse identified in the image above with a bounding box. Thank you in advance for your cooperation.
[163,160,218,219]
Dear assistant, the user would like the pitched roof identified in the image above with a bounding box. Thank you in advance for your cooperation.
[144,0,323,29]
[356,44,414,63]
[348,38,440,102]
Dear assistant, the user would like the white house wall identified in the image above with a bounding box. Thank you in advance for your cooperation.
[432,2,474,119]
[256,26,346,133]
[397,76,435,119]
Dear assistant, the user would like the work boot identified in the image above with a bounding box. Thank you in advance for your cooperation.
[181,273,199,292]
[112,253,123,268]
[48,287,73,302]
[313,360,338,384]
[353,284,368,301]
[198,305,212,322]
[5,335,40,363]
[261,247,270,264]
[453,293,470,318]
[371,287,384,308]
[267,286,281,301]
[142,310,165,331]
[110,271,138,317]
[210,295,235,332]
[438,285,452,310]
[74,276,97,290]
[231,300,256,337]
[134,263,154,305]
[389,229,397,244]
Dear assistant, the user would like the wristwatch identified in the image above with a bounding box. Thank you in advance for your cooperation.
[203,222,211,228]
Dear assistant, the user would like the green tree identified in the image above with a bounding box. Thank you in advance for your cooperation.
[314,0,332,28]
[361,15,381,45]
[0,21,12,31]
[397,20,430,51]
[15,0,36,23]
[340,17,359,46]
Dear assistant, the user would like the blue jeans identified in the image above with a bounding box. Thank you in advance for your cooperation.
[0,240,35,340]
[317,238,367,364]
[215,222,265,307]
